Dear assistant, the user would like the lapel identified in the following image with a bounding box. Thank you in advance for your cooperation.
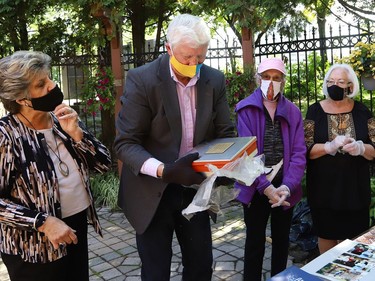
[194,68,213,145]
[156,59,214,149]
[157,55,182,149]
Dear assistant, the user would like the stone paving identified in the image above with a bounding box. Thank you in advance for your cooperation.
[0,202,308,281]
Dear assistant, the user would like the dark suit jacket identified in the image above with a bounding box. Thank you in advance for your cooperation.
[114,54,234,234]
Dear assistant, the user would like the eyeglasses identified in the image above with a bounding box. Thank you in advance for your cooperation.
[259,73,283,82]
[326,79,352,87]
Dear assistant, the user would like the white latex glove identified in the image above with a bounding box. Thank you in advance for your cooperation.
[324,135,350,156]
[341,138,365,156]
[264,185,291,208]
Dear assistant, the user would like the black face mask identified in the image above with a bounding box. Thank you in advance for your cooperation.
[327,84,350,101]
[30,84,64,112]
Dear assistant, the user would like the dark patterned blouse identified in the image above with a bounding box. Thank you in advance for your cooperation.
[0,114,111,263]
[263,107,284,186]
[304,101,375,211]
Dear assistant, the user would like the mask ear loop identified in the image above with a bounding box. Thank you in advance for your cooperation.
[344,86,351,96]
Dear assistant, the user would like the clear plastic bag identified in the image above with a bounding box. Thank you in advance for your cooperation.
[182,153,265,219]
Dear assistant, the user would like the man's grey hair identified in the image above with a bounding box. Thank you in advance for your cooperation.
[166,14,211,49]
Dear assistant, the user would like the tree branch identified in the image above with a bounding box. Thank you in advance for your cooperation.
[337,0,375,16]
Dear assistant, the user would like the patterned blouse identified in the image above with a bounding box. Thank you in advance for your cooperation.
[304,101,375,210]
[0,114,111,263]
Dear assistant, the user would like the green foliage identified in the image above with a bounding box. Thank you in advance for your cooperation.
[225,67,256,119]
[0,0,49,51]
[179,0,311,43]
[284,52,330,115]
[339,42,375,79]
[0,1,121,56]
[81,66,115,116]
[90,170,120,211]
[29,16,77,58]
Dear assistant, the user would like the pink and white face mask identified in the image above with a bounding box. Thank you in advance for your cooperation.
[260,80,282,101]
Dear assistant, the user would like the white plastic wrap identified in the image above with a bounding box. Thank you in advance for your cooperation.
[182,153,265,219]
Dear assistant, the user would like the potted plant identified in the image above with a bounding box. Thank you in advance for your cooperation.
[340,42,375,90]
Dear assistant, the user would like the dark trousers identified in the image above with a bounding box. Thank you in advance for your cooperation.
[242,192,293,281]
[136,184,213,281]
[1,209,88,281]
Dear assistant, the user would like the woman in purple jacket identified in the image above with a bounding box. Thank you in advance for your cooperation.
[234,58,306,280]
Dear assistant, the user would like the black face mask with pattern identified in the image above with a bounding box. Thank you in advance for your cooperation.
[30,84,64,112]
[327,84,350,101]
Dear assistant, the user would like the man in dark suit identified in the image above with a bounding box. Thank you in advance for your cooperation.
[114,14,234,281]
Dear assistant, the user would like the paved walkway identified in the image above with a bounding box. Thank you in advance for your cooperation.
[0,202,309,281]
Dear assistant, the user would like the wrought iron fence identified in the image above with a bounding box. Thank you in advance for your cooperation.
[1,21,374,138]
[255,21,375,114]
[49,54,104,137]
[121,38,242,73]
[121,21,375,114]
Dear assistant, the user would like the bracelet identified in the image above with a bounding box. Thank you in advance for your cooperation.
[33,212,48,231]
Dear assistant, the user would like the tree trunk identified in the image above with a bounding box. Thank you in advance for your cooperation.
[154,1,166,60]
[241,27,254,69]
[93,10,119,163]
[129,0,146,67]
[317,17,327,70]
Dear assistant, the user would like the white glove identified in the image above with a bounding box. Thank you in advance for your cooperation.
[264,185,291,208]
[324,135,350,156]
[342,138,365,156]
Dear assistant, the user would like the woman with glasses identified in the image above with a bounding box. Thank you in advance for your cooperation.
[235,57,306,280]
[304,63,375,254]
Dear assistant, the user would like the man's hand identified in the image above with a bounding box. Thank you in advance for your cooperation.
[38,216,78,250]
[162,153,206,186]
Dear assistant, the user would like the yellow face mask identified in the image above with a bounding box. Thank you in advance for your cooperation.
[170,56,203,78]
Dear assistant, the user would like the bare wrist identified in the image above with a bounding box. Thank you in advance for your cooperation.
[71,128,83,142]
[157,164,165,178]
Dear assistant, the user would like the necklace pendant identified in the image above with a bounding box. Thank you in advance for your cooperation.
[58,161,69,177]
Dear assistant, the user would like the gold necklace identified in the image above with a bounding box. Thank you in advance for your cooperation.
[19,112,70,177]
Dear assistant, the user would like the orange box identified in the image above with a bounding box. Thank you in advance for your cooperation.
[191,137,257,172]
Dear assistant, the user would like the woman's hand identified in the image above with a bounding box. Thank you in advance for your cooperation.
[264,185,291,208]
[341,138,365,156]
[38,216,78,250]
[324,135,351,155]
[54,103,83,142]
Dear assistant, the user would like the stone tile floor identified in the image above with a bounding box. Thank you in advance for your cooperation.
[0,202,314,280]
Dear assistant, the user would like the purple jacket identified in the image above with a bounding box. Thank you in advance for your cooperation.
[234,88,306,208]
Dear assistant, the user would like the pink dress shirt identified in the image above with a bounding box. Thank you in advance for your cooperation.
[140,62,199,177]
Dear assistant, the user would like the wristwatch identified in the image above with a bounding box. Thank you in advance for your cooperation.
[33,212,49,231]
